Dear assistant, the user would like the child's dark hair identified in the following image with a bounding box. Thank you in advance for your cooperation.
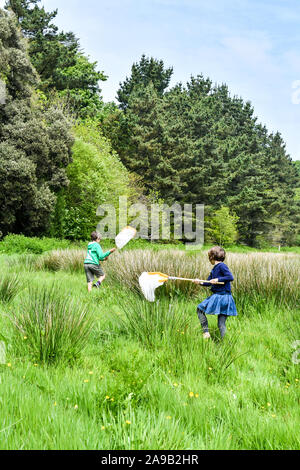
[208,246,226,262]
[91,231,101,241]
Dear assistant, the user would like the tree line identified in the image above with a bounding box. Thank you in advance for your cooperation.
[0,1,299,247]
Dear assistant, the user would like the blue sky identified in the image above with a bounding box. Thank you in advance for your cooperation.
[1,0,300,160]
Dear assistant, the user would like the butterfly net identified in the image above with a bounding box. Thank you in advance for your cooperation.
[115,226,137,249]
[138,272,169,302]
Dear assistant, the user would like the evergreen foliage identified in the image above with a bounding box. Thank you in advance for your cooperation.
[1,5,298,246]
[5,0,107,118]
[0,9,73,236]
[104,58,300,246]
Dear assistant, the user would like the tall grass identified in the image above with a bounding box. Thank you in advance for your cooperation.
[0,274,22,303]
[115,295,248,381]
[35,249,85,272]
[9,285,94,364]
[0,259,299,450]
[116,297,192,349]
[34,248,300,308]
[1,254,37,272]
[106,250,300,308]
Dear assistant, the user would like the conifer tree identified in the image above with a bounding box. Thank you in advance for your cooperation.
[5,0,107,118]
[106,58,300,246]
[117,55,173,110]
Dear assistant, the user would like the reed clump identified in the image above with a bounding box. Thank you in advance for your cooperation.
[9,285,93,364]
[35,249,85,272]
[0,273,22,303]
[34,248,299,307]
[106,250,299,308]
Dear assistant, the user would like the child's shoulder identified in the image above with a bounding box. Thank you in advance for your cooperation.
[88,241,99,247]
[216,262,230,269]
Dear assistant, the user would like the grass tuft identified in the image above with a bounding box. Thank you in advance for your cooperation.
[8,284,94,364]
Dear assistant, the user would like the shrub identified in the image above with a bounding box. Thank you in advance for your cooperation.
[53,121,132,240]
[206,206,239,246]
[0,234,71,254]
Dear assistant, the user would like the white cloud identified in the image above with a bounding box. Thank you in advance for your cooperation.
[221,34,273,66]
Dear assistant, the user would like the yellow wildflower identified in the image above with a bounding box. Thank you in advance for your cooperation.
[189,392,194,398]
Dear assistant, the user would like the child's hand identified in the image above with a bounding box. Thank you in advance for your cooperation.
[209,278,219,284]
[110,248,117,254]
[194,279,203,285]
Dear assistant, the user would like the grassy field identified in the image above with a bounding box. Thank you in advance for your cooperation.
[0,247,299,450]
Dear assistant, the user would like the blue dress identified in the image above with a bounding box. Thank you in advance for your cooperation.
[197,262,237,316]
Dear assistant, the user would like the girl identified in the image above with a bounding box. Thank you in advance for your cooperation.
[194,246,237,339]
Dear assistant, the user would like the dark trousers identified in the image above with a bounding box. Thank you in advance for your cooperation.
[197,308,228,338]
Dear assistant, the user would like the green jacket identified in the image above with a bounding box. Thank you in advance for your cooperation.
[84,242,111,266]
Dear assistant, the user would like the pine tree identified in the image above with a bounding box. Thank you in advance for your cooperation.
[117,55,173,110]
[106,59,300,246]
[5,0,107,118]
[122,84,181,200]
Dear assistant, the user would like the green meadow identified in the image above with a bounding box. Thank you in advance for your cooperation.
[0,246,299,450]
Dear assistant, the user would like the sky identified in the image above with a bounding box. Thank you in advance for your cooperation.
[1,0,300,160]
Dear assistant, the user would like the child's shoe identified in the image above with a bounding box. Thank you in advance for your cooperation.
[93,281,101,289]
[203,332,211,339]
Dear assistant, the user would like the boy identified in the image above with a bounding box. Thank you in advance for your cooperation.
[84,231,116,292]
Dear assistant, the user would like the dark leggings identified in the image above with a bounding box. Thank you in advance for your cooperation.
[197,308,228,338]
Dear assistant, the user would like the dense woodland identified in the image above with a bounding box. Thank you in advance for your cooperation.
[0,0,299,247]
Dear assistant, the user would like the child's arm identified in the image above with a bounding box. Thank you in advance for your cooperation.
[97,245,116,262]
[194,272,212,286]
[216,264,234,283]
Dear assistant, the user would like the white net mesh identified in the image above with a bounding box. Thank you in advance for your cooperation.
[138,272,167,302]
[115,226,137,249]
